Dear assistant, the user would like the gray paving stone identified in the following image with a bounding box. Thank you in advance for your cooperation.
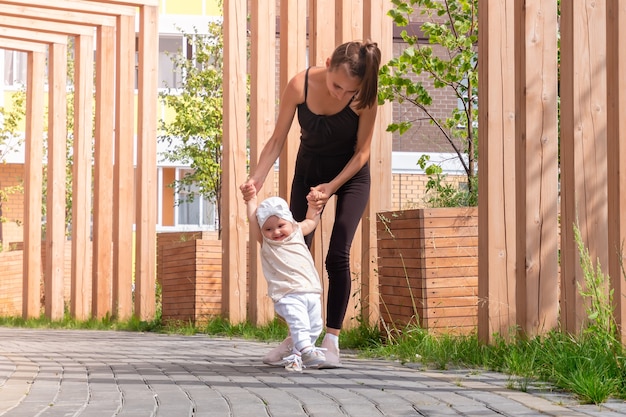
[0,327,624,417]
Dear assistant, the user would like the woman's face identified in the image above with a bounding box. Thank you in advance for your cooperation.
[261,215,294,241]
[325,62,361,101]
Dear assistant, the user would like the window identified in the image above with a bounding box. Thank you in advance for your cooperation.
[3,50,27,86]
[159,36,186,89]
[175,169,217,230]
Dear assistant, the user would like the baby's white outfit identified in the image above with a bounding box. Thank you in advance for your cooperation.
[260,224,323,353]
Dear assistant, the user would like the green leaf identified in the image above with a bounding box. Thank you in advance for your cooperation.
[380,0,479,207]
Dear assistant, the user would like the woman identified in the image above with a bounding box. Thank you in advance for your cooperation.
[240,40,381,368]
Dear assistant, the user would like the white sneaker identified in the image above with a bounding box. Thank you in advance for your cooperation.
[301,348,326,368]
[318,335,341,369]
[262,336,293,366]
[282,353,303,372]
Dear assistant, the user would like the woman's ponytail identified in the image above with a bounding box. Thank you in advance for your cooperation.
[357,41,381,109]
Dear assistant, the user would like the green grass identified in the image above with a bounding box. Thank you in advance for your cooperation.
[0,313,289,341]
[357,325,626,404]
[0,313,162,333]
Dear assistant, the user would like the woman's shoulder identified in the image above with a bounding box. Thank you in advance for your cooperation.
[289,68,317,88]
[350,98,377,118]
[284,69,309,103]
[289,67,326,88]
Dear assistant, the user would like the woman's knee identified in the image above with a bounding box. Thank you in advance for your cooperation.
[325,250,350,272]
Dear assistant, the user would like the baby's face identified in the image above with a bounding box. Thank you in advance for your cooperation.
[261,215,294,241]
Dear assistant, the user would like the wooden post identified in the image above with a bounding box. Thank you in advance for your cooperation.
[308,0,337,325]
[71,33,94,320]
[363,0,393,326]
[278,0,307,200]
[335,0,363,43]
[248,0,277,325]
[607,0,626,342]
[46,41,68,321]
[309,0,335,67]
[514,0,559,337]
[135,5,159,320]
[338,0,365,329]
[560,0,608,334]
[93,24,115,319]
[23,48,45,318]
[477,0,517,342]
[113,14,136,320]
[222,0,248,323]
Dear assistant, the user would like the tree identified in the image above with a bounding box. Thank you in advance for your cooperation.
[0,90,25,160]
[158,20,225,234]
[0,89,26,248]
[379,0,478,207]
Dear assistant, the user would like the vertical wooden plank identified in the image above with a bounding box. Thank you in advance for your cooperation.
[71,34,94,320]
[514,0,559,337]
[607,0,626,342]
[335,0,363,43]
[477,0,517,342]
[559,0,578,335]
[93,25,115,319]
[135,5,159,320]
[45,41,68,321]
[309,0,335,67]
[278,0,307,199]
[560,0,608,334]
[249,0,276,325]
[308,0,336,328]
[362,0,393,326]
[222,0,248,323]
[334,0,364,330]
[113,14,136,320]
[23,50,45,319]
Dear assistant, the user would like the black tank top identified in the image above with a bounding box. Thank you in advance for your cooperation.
[295,68,360,183]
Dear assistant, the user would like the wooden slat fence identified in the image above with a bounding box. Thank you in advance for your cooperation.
[3,0,626,344]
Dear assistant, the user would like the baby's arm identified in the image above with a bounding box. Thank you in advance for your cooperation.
[299,201,320,236]
[242,184,262,244]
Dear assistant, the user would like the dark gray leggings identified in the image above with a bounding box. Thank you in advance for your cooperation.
[290,163,370,330]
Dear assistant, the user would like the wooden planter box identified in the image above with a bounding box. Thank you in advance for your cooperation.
[0,250,24,316]
[157,233,222,325]
[376,207,478,335]
[0,241,87,316]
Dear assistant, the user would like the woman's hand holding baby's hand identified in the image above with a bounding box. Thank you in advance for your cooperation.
[307,186,329,211]
[239,182,257,202]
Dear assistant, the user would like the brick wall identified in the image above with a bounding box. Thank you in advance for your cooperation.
[0,241,80,317]
[0,163,24,247]
[390,42,465,153]
[391,173,467,210]
[0,250,23,316]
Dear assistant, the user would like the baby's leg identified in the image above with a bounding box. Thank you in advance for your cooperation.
[274,294,313,353]
[306,293,323,346]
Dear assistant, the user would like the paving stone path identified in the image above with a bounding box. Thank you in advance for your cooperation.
[0,327,624,416]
